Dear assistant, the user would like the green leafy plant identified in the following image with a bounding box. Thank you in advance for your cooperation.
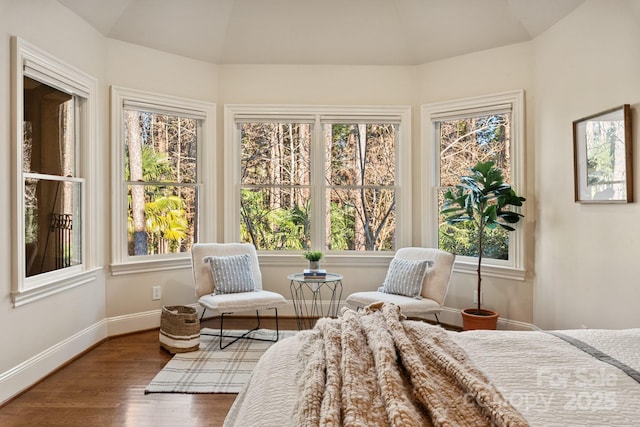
[303,250,323,262]
[441,161,526,314]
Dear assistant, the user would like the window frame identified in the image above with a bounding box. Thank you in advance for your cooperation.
[11,37,100,306]
[224,104,412,265]
[110,86,216,275]
[421,90,526,280]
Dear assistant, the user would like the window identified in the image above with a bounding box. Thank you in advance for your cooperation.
[11,37,99,306]
[111,87,215,274]
[225,105,411,255]
[422,91,525,278]
[23,76,82,275]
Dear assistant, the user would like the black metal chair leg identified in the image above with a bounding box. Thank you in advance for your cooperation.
[200,307,281,350]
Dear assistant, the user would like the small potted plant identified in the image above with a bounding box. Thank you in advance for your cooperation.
[303,250,323,271]
[441,161,526,330]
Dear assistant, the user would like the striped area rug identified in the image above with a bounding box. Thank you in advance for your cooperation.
[145,328,297,394]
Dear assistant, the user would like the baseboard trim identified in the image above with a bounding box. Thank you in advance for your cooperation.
[0,320,107,406]
[106,308,164,336]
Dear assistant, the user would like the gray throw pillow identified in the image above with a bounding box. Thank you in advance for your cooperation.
[203,254,255,294]
[381,258,432,298]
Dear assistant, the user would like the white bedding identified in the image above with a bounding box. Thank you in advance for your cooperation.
[225,328,640,426]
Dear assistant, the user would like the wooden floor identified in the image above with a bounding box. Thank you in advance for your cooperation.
[0,317,299,427]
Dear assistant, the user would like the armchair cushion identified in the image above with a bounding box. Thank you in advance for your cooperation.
[204,253,255,294]
[381,258,432,298]
[198,290,286,316]
[345,291,442,317]
[345,247,455,321]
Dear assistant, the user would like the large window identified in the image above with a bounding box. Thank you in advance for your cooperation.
[111,87,215,273]
[23,76,82,276]
[226,106,411,255]
[422,91,525,277]
[12,37,99,306]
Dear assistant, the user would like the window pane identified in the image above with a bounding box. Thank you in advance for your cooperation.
[241,123,311,186]
[437,112,511,260]
[24,178,82,277]
[127,184,197,256]
[240,187,310,250]
[327,188,396,251]
[326,123,396,186]
[124,110,198,184]
[439,113,510,185]
[124,108,200,258]
[325,123,397,252]
[23,76,75,176]
[238,118,399,253]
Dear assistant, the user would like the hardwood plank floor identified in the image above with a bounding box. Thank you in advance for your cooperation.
[0,317,299,427]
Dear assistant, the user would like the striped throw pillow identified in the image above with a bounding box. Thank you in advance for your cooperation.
[204,254,256,294]
[381,258,432,299]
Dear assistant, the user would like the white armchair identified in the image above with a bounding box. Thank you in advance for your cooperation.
[345,247,455,324]
[191,242,287,349]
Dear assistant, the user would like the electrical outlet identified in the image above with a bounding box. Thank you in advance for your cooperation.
[152,286,161,300]
[473,290,483,304]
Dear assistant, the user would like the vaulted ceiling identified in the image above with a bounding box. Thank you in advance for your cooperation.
[57,0,584,66]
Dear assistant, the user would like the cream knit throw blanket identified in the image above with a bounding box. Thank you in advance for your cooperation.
[295,303,528,427]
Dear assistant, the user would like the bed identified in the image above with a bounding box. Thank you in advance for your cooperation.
[224,303,640,426]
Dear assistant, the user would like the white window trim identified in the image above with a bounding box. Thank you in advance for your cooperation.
[110,86,216,275]
[224,104,412,265]
[10,37,101,307]
[421,90,526,281]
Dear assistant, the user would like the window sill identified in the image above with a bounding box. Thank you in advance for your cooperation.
[110,257,192,276]
[12,267,102,307]
[452,260,526,281]
[258,252,395,268]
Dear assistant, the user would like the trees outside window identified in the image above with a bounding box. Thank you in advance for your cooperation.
[228,106,411,254]
[325,123,396,251]
[111,87,215,272]
[124,110,198,256]
[240,122,311,250]
[437,113,511,260]
[423,90,525,274]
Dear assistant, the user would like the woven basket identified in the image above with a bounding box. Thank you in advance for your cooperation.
[159,305,200,353]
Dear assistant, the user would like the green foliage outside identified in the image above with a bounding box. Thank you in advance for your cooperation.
[125,113,195,256]
[439,221,508,260]
[240,122,396,252]
[240,189,309,250]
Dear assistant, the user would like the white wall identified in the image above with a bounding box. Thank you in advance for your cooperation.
[0,0,108,403]
[533,0,640,329]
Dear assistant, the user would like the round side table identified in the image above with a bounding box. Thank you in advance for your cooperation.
[288,273,343,330]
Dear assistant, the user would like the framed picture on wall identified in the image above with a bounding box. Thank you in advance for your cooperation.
[573,104,633,203]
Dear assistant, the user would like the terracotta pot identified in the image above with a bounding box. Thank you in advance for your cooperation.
[461,308,499,331]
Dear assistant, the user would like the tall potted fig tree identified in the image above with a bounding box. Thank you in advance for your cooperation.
[441,161,525,330]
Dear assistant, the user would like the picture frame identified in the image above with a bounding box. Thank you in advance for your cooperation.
[573,104,633,203]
